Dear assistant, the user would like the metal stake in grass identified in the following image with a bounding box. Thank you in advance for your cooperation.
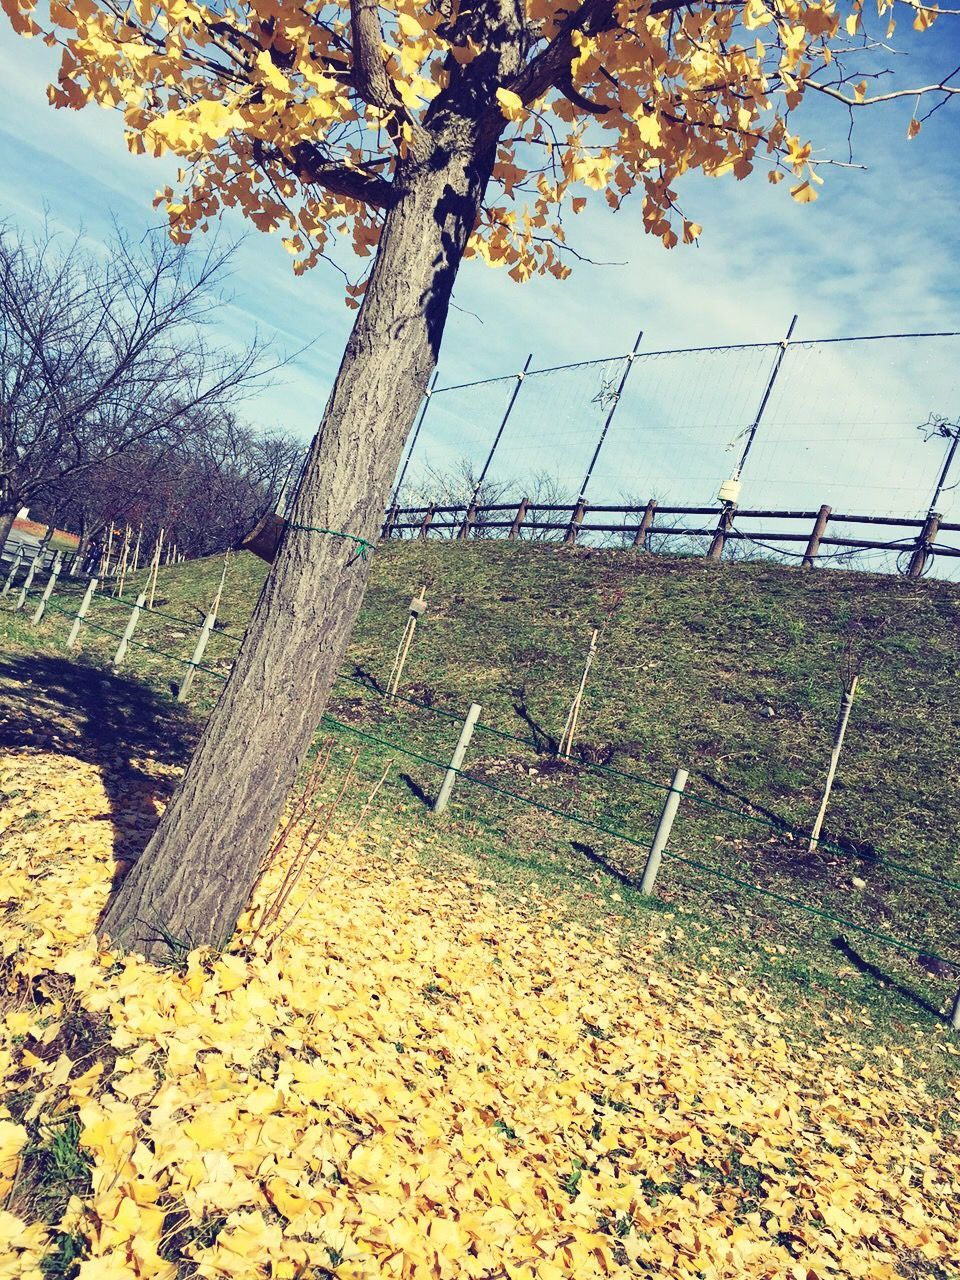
[434,703,482,814]
[15,550,41,610]
[67,577,98,648]
[113,591,147,668]
[177,554,229,704]
[30,559,61,625]
[558,628,598,759]
[640,767,689,895]
[387,585,427,699]
[2,544,23,596]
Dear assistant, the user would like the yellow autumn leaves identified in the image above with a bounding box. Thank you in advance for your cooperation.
[2,746,960,1278]
[4,0,912,283]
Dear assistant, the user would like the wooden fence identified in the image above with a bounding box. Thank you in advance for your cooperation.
[381,500,960,578]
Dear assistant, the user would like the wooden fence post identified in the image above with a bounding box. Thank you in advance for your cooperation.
[632,499,658,550]
[381,506,399,540]
[66,577,98,648]
[564,499,587,546]
[113,592,147,668]
[640,768,689,894]
[708,504,737,561]
[458,503,477,540]
[907,512,940,579]
[2,545,24,596]
[802,504,832,569]
[433,703,482,814]
[417,506,435,540]
[508,498,529,540]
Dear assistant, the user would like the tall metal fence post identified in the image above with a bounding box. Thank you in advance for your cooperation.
[640,767,689,895]
[467,353,534,511]
[391,370,439,509]
[31,561,61,625]
[113,592,147,668]
[803,504,832,568]
[576,330,644,502]
[67,577,98,648]
[433,703,482,814]
[711,315,799,551]
[732,315,798,486]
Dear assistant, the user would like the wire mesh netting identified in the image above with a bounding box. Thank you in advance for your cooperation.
[393,331,960,577]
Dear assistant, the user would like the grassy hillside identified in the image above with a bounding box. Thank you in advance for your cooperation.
[2,540,960,1049]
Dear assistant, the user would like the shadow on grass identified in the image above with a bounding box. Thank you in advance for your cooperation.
[571,839,639,891]
[0,652,198,884]
[510,686,558,755]
[830,936,948,1022]
[398,771,433,808]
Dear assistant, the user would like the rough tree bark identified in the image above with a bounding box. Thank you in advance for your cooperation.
[101,131,503,954]
[0,509,16,552]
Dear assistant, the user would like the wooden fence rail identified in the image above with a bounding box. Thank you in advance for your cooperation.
[382,501,960,578]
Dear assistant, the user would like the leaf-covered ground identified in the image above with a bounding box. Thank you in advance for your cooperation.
[6,541,960,1028]
[1,750,958,1280]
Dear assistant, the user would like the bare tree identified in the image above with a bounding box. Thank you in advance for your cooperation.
[0,223,272,548]
[40,416,304,560]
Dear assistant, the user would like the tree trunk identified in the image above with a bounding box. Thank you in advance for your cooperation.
[0,509,16,554]
[101,139,498,955]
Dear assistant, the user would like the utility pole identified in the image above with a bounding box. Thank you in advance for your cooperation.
[463,353,534,528]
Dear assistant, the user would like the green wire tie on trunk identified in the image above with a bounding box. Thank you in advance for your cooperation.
[287,523,374,559]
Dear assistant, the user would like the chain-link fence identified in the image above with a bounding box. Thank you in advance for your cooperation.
[391,327,960,578]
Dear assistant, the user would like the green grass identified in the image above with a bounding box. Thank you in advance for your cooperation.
[3,539,960,1070]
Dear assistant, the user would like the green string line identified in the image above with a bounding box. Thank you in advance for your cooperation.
[6,588,959,968]
[288,524,374,559]
[15,589,960,894]
[332,673,960,893]
[43,602,225,678]
[318,713,957,969]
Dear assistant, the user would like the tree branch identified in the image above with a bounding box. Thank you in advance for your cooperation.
[806,78,960,108]
[285,142,397,209]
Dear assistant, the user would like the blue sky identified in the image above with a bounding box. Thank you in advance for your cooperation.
[2,17,960,544]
